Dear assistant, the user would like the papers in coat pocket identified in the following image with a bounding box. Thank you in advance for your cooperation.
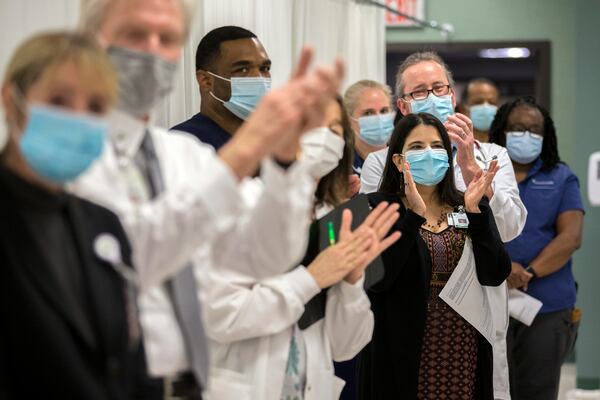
[508,289,543,326]
[439,239,494,345]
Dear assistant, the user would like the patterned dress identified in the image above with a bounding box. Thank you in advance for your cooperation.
[417,226,479,400]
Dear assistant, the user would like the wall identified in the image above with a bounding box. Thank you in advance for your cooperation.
[573,0,600,389]
[387,0,600,387]
[0,0,78,80]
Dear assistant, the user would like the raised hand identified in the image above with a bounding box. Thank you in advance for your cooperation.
[344,203,402,284]
[307,210,373,288]
[444,113,479,186]
[308,202,402,288]
[402,162,426,216]
[464,159,499,213]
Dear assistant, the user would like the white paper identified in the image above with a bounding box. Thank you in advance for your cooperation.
[439,239,494,345]
[508,289,543,326]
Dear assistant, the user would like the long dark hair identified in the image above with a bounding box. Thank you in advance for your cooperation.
[489,96,561,170]
[314,96,355,207]
[379,112,463,207]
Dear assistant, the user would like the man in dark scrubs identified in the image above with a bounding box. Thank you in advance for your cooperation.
[171,26,271,150]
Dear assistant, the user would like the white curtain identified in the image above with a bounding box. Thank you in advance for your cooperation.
[0,0,79,80]
[0,0,385,128]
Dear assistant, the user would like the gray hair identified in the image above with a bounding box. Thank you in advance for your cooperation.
[394,51,454,98]
[78,0,194,38]
[343,79,392,116]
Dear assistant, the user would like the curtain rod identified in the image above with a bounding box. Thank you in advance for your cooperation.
[354,0,454,38]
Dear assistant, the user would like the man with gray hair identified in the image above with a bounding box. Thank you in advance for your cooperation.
[361,51,526,242]
[359,51,526,399]
[71,1,346,399]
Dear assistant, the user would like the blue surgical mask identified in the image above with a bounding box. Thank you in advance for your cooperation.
[19,105,106,184]
[470,103,498,131]
[410,94,454,123]
[404,147,449,186]
[208,72,271,120]
[355,113,394,146]
[505,131,543,164]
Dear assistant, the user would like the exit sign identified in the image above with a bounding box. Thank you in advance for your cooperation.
[385,0,425,27]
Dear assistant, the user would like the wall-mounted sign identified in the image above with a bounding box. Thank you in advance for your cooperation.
[385,0,425,27]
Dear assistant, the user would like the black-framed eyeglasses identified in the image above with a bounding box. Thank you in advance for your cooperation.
[401,84,452,101]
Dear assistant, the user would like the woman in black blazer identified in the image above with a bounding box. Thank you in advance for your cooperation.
[358,113,511,399]
[0,32,142,399]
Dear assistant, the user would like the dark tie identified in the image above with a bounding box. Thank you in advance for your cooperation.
[138,131,209,388]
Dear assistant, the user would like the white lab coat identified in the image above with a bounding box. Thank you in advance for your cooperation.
[485,283,511,400]
[68,110,315,289]
[197,205,374,400]
[448,241,511,400]
[68,111,317,376]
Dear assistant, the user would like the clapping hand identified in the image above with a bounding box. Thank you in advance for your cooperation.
[445,113,479,186]
[307,202,401,288]
[464,160,499,213]
[402,162,426,217]
[343,202,402,284]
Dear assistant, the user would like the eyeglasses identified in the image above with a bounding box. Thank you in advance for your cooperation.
[506,131,543,140]
[401,84,451,101]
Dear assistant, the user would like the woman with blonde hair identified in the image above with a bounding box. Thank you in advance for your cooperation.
[344,80,395,176]
[0,31,141,399]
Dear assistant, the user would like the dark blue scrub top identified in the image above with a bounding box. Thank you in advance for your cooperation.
[171,113,231,151]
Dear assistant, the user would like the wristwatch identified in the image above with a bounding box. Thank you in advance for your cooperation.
[525,265,538,280]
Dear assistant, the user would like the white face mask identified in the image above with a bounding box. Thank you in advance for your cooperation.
[300,127,345,179]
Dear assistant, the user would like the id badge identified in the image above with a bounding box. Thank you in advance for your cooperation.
[448,212,469,229]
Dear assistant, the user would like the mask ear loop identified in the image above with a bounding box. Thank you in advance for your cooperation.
[393,153,408,193]
[206,71,231,82]
[5,84,29,140]
[206,71,231,104]
[392,153,405,172]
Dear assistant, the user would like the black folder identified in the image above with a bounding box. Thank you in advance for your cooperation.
[298,194,385,330]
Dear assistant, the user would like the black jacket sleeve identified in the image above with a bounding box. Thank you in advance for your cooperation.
[369,193,426,293]
[467,200,511,287]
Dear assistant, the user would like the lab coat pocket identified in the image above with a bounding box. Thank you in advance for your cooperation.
[205,368,252,400]
[332,375,346,400]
